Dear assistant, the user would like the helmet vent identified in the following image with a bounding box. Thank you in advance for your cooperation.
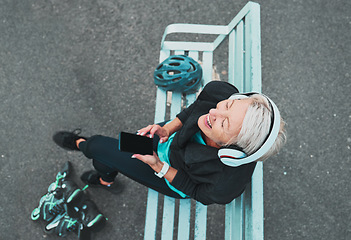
[167,70,181,75]
[171,57,185,61]
[156,64,163,70]
[169,62,181,66]
[172,77,182,82]
[156,74,164,79]
[186,79,197,86]
[188,62,196,72]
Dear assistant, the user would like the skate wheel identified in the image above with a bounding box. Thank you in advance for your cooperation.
[31,208,40,221]
[48,182,57,192]
[44,225,55,235]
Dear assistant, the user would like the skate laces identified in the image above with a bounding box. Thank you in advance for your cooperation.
[55,215,79,238]
[65,216,79,231]
[49,199,65,215]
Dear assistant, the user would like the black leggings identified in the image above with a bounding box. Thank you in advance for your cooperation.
[78,133,183,199]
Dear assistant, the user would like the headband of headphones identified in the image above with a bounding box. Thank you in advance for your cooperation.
[218,93,281,167]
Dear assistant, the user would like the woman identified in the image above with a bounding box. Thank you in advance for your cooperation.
[54,81,286,205]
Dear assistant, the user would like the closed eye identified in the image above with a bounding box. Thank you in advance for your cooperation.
[223,100,234,128]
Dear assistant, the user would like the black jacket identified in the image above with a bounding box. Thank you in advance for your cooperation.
[169,81,257,205]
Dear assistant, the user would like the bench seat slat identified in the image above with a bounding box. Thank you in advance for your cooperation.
[170,92,182,119]
[162,196,176,240]
[194,202,207,240]
[144,189,159,240]
[225,195,244,240]
[177,199,192,240]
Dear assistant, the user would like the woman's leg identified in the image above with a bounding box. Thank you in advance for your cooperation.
[92,159,118,183]
[78,135,183,198]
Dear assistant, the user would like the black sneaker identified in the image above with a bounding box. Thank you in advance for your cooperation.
[80,171,123,194]
[53,129,87,151]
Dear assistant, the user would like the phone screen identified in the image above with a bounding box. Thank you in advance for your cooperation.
[118,132,153,155]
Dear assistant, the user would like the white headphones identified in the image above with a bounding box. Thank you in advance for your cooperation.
[218,93,281,167]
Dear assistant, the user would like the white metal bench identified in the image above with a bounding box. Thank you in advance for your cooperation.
[144,2,263,239]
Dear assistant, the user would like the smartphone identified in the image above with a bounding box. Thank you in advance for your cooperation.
[118,131,154,155]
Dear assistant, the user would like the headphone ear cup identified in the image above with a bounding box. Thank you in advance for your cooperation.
[218,147,247,167]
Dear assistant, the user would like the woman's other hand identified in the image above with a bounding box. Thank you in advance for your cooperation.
[132,152,163,172]
[132,152,177,183]
[137,124,170,143]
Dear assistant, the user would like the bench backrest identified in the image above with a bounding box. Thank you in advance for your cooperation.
[144,2,263,239]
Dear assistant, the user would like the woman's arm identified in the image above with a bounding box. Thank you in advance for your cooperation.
[162,117,183,138]
[149,158,178,183]
[133,152,240,205]
[138,117,183,143]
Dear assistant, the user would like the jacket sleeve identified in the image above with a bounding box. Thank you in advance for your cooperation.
[171,167,252,205]
[176,81,239,124]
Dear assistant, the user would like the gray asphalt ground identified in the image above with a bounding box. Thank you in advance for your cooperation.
[0,0,350,239]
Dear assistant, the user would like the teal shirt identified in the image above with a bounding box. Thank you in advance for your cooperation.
[157,130,206,198]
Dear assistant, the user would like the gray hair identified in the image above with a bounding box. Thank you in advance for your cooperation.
[229,94,286,161]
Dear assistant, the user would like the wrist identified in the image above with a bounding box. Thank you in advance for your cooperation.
[152,161,164,173]
[154,161,169,178]
[162,126,171,138]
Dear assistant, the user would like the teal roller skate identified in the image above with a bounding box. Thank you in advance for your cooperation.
[73,198,107,233]
[31,161,71,221]
[31,162,84,222]
[46,213,79,237]
[45,197,106,239]
[31,161,105,239]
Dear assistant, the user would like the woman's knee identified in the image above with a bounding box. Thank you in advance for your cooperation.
[80,135,106,159]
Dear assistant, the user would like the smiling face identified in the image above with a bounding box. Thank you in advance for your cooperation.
[197,98,252,148]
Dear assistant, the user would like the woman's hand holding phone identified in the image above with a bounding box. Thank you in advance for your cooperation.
[135,119,182,183]
[137,124,170,143]
[138,117,183,144]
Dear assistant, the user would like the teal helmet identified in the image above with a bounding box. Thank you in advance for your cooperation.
[154,55,203,93]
